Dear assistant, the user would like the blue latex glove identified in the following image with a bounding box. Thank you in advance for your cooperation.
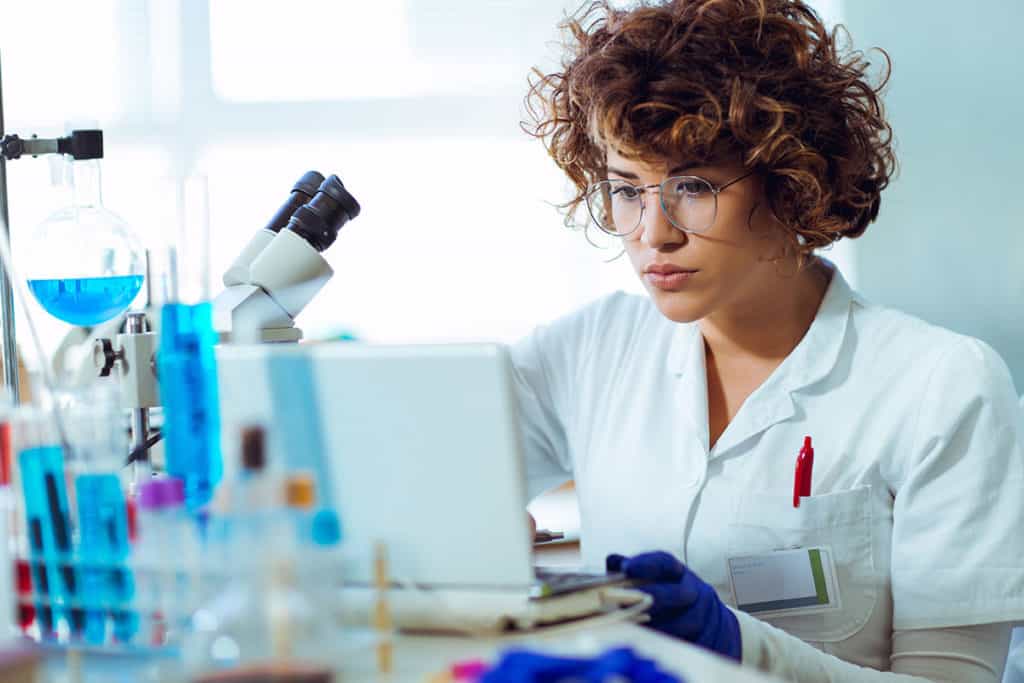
[607,551,742,662]
[478,646,682,683]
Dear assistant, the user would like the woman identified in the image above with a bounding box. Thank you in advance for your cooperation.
[514,1,1024,681]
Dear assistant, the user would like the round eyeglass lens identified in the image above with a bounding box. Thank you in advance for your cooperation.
[587,180,643,236]
[661,176,717,233]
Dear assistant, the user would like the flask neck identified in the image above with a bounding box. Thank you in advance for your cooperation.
[71,160,103,208]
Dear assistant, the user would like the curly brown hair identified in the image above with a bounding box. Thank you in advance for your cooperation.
[524,0,896,256]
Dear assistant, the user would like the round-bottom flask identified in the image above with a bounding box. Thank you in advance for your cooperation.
[25,160,144,326]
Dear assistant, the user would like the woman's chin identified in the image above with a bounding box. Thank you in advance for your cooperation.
[647,288,708,324]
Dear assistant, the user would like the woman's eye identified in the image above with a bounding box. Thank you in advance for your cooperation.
[672,180,710,196]
[611,185,641,199]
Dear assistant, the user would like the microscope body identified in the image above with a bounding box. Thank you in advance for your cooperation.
[213,227,334,343]
[214,171,355,343]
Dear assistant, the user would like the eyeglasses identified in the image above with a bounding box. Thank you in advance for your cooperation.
[585,170,755,238]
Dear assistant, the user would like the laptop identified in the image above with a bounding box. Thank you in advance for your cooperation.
[216,342,621,601]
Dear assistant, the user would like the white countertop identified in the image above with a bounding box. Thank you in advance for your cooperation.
[45,621,781,682]
[338,621,780,682]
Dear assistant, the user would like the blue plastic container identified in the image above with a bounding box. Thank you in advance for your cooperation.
[158,302,223,514]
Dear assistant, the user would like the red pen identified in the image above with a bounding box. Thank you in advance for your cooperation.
[793,436,814,508]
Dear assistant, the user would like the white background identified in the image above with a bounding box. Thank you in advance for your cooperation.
[0,0,850,368]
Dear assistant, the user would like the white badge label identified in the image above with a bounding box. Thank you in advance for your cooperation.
[727,546,841,617]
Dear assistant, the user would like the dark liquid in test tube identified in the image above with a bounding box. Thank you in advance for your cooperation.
[28,518,53,634]
[45,473,84,634]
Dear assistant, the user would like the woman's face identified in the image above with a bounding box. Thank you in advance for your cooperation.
[606,148,790,323]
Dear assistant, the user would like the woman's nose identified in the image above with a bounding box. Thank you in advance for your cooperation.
[640,197,687,250]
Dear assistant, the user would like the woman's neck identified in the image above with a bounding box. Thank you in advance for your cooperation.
[699,259,831,364]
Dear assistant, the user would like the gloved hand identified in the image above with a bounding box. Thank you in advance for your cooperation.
[607,551,742,662]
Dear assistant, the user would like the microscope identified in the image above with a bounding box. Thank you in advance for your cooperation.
[213,171,361,343]
[94,171,361,474]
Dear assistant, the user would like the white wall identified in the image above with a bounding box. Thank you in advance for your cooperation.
[842,1,1024,390]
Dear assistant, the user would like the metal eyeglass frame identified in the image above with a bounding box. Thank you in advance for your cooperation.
[587,169,756,238]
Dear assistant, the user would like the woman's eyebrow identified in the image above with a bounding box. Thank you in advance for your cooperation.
[668,164,699,175]
[607,164,704,179]
[606,166,639,179]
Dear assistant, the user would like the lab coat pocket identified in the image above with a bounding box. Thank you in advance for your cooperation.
[726,485,876,643]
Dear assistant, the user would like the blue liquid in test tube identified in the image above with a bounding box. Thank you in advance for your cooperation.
[76,475,107,643]
[28,275,144,326]
[159,302,223,513]
[76,474,136,644]
[19,446,81,638]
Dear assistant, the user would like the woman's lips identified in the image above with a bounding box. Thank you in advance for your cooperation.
[643,265,698,291]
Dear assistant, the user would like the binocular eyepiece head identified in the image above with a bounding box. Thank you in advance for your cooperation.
[293,170,326,197]
[287,174,361,253]
[262,170,325,235]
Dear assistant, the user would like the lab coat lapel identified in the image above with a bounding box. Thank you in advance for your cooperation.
[667,322,710,455]
[709,268,855,459]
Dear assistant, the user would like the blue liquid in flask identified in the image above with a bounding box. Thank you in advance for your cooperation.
[28,275,144,326]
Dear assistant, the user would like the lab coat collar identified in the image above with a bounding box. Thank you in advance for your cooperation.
[668,321,710,452]
[665,264,856,458]
[771,263,856,394]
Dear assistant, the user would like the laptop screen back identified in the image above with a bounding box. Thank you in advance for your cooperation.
[217,342,536,589]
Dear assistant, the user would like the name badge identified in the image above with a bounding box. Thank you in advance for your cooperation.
[726,546,841,618]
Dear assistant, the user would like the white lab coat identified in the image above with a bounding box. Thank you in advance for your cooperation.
[512,266,1024,673]
[1004,398,1024,683]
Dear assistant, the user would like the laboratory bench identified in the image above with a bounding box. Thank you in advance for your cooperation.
[37,621,781,682]
[25,487,782,681]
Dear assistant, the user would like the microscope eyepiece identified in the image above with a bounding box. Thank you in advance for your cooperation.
[287,175,360,252]
[263,170,325,234]
[312,175,361,219]
[292,170,325,198]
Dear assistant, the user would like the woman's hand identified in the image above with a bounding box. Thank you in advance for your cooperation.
[607,551,742,662]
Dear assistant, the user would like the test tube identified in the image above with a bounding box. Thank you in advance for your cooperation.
[181,174,212,304]
[159,301,222,515]
[0,394,16,640]
[145,169,213,504]
[76,473,133,644]
[284,473,316,544]
[156,477,199,644]
[0,457,13,642]
[226,425,278,575]
[65,382,135,644]
[136,479,166,645]
[14,407,78,639]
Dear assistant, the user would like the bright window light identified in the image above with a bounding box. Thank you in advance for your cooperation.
[197,137,641,343]
[0,1,119,127]
[208,0,576,101]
